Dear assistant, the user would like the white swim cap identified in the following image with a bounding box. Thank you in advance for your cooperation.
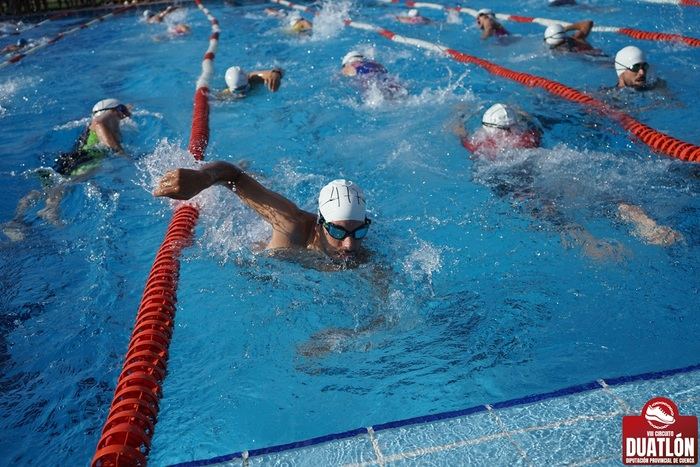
[477,8,494,17]
[615,46,646,76]
[92,98,121,115]
[225,66,249,92]
[142,9,151,18]
[482,103,517,130]
[544,24,565,46]
[408,8,419,17]
[342,50,364,66]
[318,179,367,223]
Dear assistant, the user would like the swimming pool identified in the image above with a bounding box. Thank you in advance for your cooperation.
[0,0,698,464]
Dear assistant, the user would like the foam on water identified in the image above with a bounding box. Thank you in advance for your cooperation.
[311,0,354,41]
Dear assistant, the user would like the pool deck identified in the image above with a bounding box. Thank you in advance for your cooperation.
[173,364,700,466]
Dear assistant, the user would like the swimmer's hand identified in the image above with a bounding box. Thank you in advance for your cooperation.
[265,69,282,92]
[250,69,283,92]
[154,168,213,200]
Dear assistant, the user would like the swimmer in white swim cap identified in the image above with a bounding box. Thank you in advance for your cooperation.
[3,97,132,236]
[476,8,509,39]
[155,164,371,263]
[614,46,649,90]
[455,103,541,159]
[543,20,598,54]
[396,8,431,24]
[220,65,284,98]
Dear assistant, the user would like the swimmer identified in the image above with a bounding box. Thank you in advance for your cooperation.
[457,103,541,159]
[1,38,27,54]
[168,23,191,36]
[614,46,650,91]
[143,6,179,24]
[455,103,677,257]
[475,9,509,39]
[287,12,312,34]
[3,99,131,239]
[341,50,388,78]
[218,65,284,99]
[341,50,406,99]
[396,9,431,25]
[155,165,371,264]
[543,20,600,54]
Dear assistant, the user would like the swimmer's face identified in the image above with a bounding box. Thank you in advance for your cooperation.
[319,219,366,261]
[620,63,648,90]
[476,14,489,30]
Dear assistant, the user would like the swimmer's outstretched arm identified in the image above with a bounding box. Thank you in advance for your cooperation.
[155,161,313,240]
[566,20,593,40]
[248,68,283,92]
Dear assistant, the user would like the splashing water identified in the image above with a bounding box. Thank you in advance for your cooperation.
[446,9,462,24]
[402,239,443,283]
[53,117,91,131]
[311,0,353,41]
[137,138,271,263]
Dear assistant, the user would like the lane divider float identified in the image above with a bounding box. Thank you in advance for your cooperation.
[270,0,315,13]
[0,5,135,69]
[0,11,68,39]
[632,0,700,6]
[268,0,699,161]
[91,1,219,465]
[342,19,699,161]
[374,0,700,47]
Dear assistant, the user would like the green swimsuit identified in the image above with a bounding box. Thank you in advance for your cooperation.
[53,128,106,177]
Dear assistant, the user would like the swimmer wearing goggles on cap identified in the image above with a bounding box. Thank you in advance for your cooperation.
[155,162,371,264]
[219,65,284,99]
[543,20,599,54]
[3,98,132,239]
[614,46,651,90]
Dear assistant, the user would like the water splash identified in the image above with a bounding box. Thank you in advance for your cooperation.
[0,76,39,114]
[402,239,443,284]
[311,0,353,41]
[136,139,274,263]
[446,9,462,24]
[53,117,91,131]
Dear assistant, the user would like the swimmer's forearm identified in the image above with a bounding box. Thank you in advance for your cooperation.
[566,20,592,35]
[201,161,244,189]
[202,161,306,230]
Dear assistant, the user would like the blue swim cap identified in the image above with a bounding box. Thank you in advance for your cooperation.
[16,38,27,47]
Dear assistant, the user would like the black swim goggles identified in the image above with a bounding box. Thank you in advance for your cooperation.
[616,61,649,73]
[94,104,131,117]
[482,121,512,131]
[318,214,371,240]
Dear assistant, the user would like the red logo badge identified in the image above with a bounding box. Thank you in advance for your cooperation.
[623,397,698,464]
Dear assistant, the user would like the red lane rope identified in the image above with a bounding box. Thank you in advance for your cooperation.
[375,0,700,47]
[618,27,700,47]
[444,49,700,161]
[91,2,219,465]
[344,20,700,162]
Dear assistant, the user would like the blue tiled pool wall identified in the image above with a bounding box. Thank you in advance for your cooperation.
[172,363,700,466]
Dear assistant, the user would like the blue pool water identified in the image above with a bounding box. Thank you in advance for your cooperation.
[0,1,698,465]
